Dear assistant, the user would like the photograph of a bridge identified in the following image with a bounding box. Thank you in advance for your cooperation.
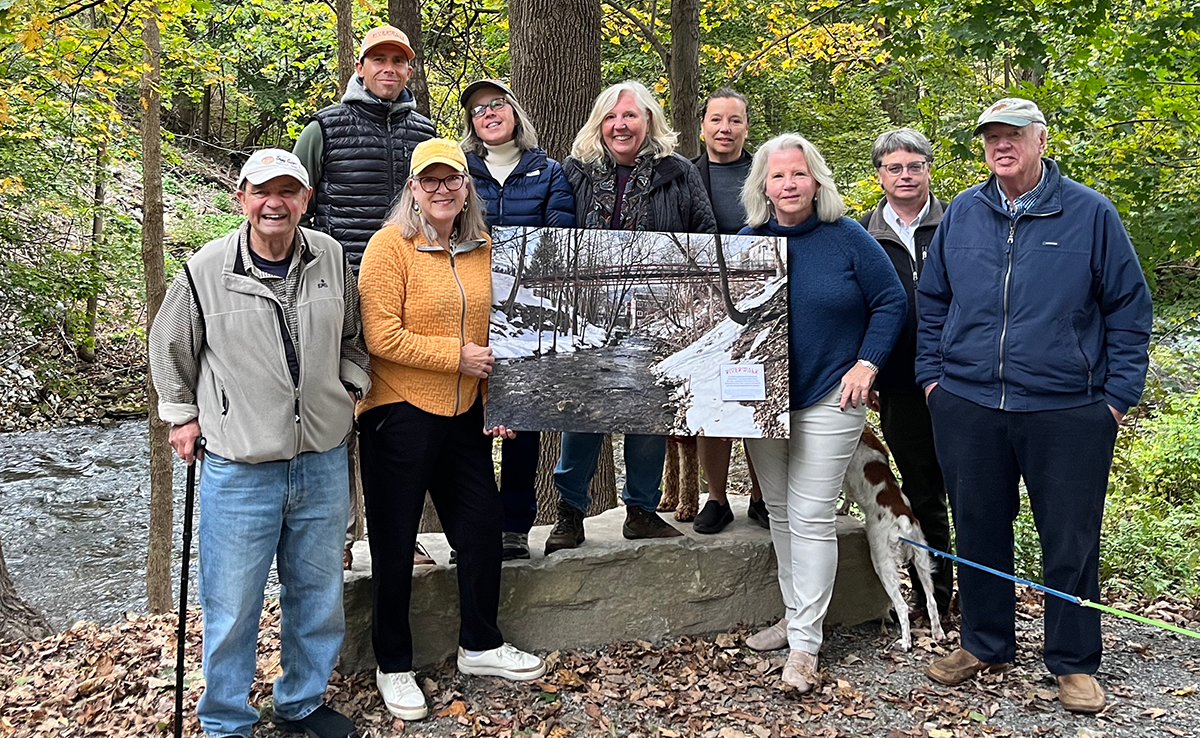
[486,226,790,438]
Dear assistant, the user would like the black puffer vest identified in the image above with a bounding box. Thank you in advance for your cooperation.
[311,89,435,267]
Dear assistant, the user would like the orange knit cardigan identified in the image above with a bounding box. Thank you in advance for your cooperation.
[357,224,492,418]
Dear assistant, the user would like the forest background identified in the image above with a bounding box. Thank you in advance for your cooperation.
[0,0,1198,637]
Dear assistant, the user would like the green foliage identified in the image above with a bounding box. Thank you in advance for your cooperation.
[168,201,243,252]
[1126,392,1200,503]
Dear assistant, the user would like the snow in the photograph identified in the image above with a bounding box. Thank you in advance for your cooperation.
[653,278,786,436]
[490,271,607,359]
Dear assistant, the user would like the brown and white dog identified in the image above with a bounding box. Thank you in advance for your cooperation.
[842,427,945,651]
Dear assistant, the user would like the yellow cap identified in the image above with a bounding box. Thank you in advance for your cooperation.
[410,138,468,176]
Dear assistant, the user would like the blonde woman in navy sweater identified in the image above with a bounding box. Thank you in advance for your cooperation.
[738,133,905,692]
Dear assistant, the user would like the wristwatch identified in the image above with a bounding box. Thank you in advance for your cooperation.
[856,359,880,373]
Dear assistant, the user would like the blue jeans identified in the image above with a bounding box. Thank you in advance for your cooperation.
[554,433,666,513]
[196,444,349,738]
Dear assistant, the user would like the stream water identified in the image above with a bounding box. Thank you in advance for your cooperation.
[0,420,200,628]
[487,336,679,434]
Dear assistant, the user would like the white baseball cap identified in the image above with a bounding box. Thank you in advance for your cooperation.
[238,148,310,188]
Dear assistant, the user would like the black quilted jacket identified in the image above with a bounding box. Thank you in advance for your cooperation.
[562,153,716,234]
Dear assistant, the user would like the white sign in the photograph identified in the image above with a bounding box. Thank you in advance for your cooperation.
[720,363,766,402]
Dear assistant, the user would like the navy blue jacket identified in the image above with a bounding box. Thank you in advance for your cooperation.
[467,148,576,228]
[915,158,1152,413]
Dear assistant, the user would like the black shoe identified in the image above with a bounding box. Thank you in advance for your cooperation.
[502,531,531,560]
[544,502,586,554]
[746,497,770,529]
[692,500,734,534]
[275,704,356,738]
[623,505,684,539]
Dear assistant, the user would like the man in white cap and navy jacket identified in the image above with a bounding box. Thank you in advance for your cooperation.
[150,148,370,738]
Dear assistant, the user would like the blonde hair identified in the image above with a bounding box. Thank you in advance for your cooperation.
[460,91,541,157]
[385,173,488,244]
[570,81,678,164]
[741,133,846,227]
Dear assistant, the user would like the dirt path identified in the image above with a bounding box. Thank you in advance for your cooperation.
[4,592,1197,737]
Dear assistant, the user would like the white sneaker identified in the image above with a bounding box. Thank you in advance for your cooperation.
[376,668,428,720]
[457,643,546,681]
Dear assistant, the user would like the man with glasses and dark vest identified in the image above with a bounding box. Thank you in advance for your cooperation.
[294,24,436,269]
[858,127,953,621]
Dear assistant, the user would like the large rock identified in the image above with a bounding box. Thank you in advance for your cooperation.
[340,497,890,672]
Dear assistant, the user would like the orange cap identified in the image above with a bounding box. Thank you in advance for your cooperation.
[358,25,414,61]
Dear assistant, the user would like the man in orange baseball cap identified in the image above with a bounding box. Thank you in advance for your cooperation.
[293,24,435,269]
[293,24,437,571]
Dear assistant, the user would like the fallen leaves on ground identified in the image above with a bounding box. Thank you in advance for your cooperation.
[1,590,1198,737]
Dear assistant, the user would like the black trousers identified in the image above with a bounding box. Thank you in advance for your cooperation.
[878,391,954,614]
[928,387,1117,675]
[359,398,504,672]
[500,432,541,534]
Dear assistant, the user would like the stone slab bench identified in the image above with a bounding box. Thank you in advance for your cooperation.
[340,497,890,672]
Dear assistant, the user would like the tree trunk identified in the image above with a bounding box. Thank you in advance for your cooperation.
[0,531,51,643]
[141,8,175,615]
[335,0,355,94]
[389,0,431,118]
[669,0,701,158]
[510,0,601,160]
[78,141,107,363]
[201,84,212,141]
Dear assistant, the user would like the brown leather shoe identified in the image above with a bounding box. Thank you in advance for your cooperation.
[925,648,1009,686]
[1057,673,1105,713]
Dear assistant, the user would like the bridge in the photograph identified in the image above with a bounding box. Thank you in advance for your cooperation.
[518,261,778,287]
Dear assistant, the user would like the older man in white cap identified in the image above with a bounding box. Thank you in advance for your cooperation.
[916,99,1152,713]
[150,149,370,738]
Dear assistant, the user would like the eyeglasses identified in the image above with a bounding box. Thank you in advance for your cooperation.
[470,98,508,118]
[880,161,930,176]
[415,174,466,193]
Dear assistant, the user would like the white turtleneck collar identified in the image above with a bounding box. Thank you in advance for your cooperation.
[482,139,522,185]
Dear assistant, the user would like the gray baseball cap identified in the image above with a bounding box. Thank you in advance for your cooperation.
[974,97,1046,135]
[459,79,516,109]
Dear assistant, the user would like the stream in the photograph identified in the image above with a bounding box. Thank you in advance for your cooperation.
[487,336,679,434]
[0,421,215,628]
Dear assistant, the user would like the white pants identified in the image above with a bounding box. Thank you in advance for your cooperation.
[746,387,865,653]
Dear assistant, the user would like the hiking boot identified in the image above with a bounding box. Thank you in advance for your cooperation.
[623,505,684,539]
[544,502,586,555]
[274,704,357,737]
[457,643,546,681]
[1057,673,1105,713]
[693,500,734,534]
[925,648,1009,686]
[782,649,819,694]
[502,531,531,560]
[375,669,428,721]
[746,618,789,651]
[747,497,770,529]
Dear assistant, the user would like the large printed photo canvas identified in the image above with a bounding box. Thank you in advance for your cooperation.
[485,227,790,438]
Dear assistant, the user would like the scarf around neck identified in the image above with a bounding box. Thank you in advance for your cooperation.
[584,152,655,230]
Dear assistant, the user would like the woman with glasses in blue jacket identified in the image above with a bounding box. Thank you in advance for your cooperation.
[459,79,576,560]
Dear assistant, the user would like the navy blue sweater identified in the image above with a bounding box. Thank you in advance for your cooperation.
[740,214,906,410]
[467,148,576,228]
